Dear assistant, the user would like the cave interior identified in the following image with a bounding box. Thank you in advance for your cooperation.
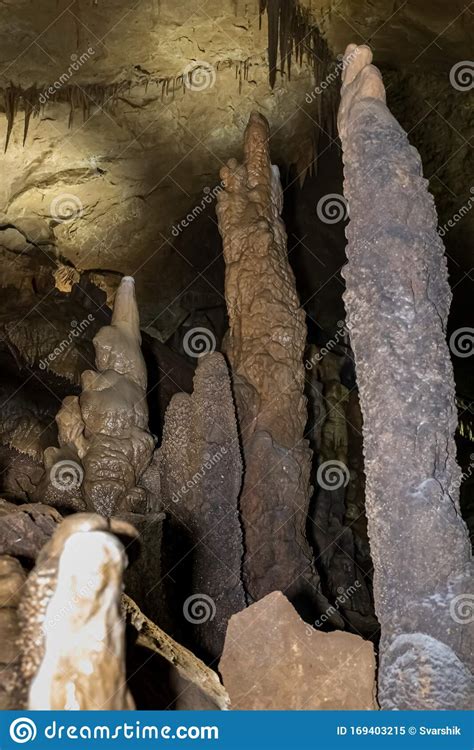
[0,0,472,712]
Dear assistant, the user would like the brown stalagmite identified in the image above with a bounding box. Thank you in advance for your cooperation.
[44,275,155,516]
[159,352,246,659]
[17,514,137,710]
[216,112,330,617]
[338,44,473,709]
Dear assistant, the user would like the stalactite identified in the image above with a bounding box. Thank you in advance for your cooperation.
[338,44,473,709]
[216,112,334,621]
[159,352,246,659]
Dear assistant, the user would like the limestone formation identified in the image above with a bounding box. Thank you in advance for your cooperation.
[219,591,377,709]
[18,513,137,710]
[0,500,62,559]
[216,112,328,617]
[159,352,246,659]
[338,44,473,709]
[45,276,155,516]
[0,555,26,709]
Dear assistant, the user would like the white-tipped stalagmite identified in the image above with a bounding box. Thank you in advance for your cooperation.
[338,44,473,709]
[43,275,154,516]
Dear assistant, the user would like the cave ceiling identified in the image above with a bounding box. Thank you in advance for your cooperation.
[0,0,472,339]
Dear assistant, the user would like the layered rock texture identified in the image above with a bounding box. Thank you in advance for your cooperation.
[159,352,246,659]
[17,513,137,710]
[0,555,26,709]
[216,111,327,617]
[338,44,473,709]
[43,276,155,516]
[219,591,377,709]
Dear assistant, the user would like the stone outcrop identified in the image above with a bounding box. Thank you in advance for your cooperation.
[17,513,137,710]
[219,591,377,709]
[159,352,246,659]
[44,276,155,516]
[338,44,473,709]
[216,112,328,618]
[0,500,62,559]
[0,555,26,709]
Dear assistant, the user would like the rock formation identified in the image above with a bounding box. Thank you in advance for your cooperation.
[44,276,155,516]
[17,513,137,710]
[159,352,246,659]
[216,112,329,617]
[219,590,377,709]
[0,555,26,709]
[338,44,473,709]
[308,349,374,634]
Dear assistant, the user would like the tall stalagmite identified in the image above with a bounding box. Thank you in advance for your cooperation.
[159,352,246,659]
[338,44,473,709]
[43,276,155,516]
[216,112,327,615]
